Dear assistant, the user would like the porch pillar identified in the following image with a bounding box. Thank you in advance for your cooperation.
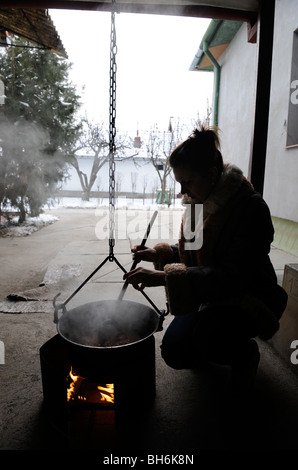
[248,0,275,195]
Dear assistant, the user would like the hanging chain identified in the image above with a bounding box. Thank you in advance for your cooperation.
[109,5,117,260]
[52,3,166,317]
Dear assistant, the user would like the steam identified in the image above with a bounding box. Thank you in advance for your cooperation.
[58,299,159,348]
[0,119,64,219]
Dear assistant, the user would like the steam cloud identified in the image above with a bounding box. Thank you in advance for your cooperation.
[58,299,160,348]
[0,118,65,218]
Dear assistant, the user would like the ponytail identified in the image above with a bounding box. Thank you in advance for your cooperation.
[169,125,223,177]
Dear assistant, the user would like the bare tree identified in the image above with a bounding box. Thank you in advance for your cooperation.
[70,119,108,200]
[192,99,213,130]
[71,118,135,201]
[145,121,183,204]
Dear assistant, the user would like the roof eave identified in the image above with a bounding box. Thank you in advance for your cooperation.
[0,8,67,58]
[189,18,243,71]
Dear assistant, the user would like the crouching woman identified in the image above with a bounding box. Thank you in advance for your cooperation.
[123,127,288,388]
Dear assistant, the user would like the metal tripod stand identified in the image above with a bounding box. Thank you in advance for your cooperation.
[53,4,168,319]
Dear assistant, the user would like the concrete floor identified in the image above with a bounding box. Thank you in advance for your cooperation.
[1,206,298,454]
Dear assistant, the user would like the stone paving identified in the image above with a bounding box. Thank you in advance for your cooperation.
[1,206,298,451]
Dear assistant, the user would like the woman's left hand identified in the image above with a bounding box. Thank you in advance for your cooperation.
[123,267,166,291]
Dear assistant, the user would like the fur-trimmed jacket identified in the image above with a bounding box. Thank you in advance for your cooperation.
[153,164,288,340]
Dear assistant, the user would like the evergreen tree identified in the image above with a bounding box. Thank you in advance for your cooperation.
[0,37,82,222]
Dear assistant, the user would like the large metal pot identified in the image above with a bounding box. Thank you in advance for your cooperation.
[54,299,164,379]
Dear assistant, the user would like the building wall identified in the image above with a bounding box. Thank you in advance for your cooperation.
[217,23,258,176]
[263,0,298,223]
[213,4,298,254]
[61,156,166,195]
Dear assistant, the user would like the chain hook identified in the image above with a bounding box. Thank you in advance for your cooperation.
[109,2,117,261]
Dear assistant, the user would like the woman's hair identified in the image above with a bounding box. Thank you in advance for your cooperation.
[169,125,223,177]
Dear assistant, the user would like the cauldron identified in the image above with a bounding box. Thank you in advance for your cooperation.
[54,299,165,380]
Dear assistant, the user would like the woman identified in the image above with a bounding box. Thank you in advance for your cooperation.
[123,127,287,389]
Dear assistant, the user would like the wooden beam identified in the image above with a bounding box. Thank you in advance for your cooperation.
[0,2,257,23]
[247,17,258,43]
[248,0,275,195]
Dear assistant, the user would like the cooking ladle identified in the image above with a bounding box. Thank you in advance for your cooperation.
[118,210,158,301]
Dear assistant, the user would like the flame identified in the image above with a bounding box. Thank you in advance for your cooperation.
[66,368,114,404]
[97,384,114,403]
[67,367,82,402]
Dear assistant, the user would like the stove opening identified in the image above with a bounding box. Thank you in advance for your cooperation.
[67,367,114,406]
[40,334,156,438]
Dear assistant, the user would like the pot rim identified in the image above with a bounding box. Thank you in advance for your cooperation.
[56,299,160,350]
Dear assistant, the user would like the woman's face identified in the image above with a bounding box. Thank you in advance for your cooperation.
[173,166,216,203]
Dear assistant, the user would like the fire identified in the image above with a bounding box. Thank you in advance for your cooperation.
[67,367,83,402]
[66,368,114,404]
[97,384,114,403]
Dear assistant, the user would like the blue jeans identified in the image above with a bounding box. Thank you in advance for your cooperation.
[160,306,259,370]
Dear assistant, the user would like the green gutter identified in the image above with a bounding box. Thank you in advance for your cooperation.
[190,20,242,128]
[203,41,220,128]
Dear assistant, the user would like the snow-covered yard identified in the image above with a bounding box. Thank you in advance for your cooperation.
[0,196,183,237]
[0,213,59,237]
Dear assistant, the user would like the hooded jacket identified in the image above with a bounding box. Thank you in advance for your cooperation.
[153,164,288,340]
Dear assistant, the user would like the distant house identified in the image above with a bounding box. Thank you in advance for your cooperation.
[191,1,298,256]
[61,154,161,197]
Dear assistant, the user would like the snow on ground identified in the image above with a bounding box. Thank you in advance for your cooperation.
[46,196,184,211]
[0,213,59,237]
[0,197,183,237]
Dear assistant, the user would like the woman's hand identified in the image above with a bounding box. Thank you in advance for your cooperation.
[131,245,158,263]
[123,267,165,291]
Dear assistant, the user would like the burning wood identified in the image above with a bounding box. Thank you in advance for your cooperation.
[66,368,114,405]
[67,368,84,401]
[97,384,114,403]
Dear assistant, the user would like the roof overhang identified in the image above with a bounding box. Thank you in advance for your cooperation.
[0,1,259,23]
[190,19,243,71]
[0,8,67,57]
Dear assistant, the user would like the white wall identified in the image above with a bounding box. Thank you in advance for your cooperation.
[263,0,298,222]
[61,157,167,194]
[217,23,258,176]
[216,4,298,223]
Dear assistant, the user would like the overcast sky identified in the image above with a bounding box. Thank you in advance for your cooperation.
[50,9,214,135]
